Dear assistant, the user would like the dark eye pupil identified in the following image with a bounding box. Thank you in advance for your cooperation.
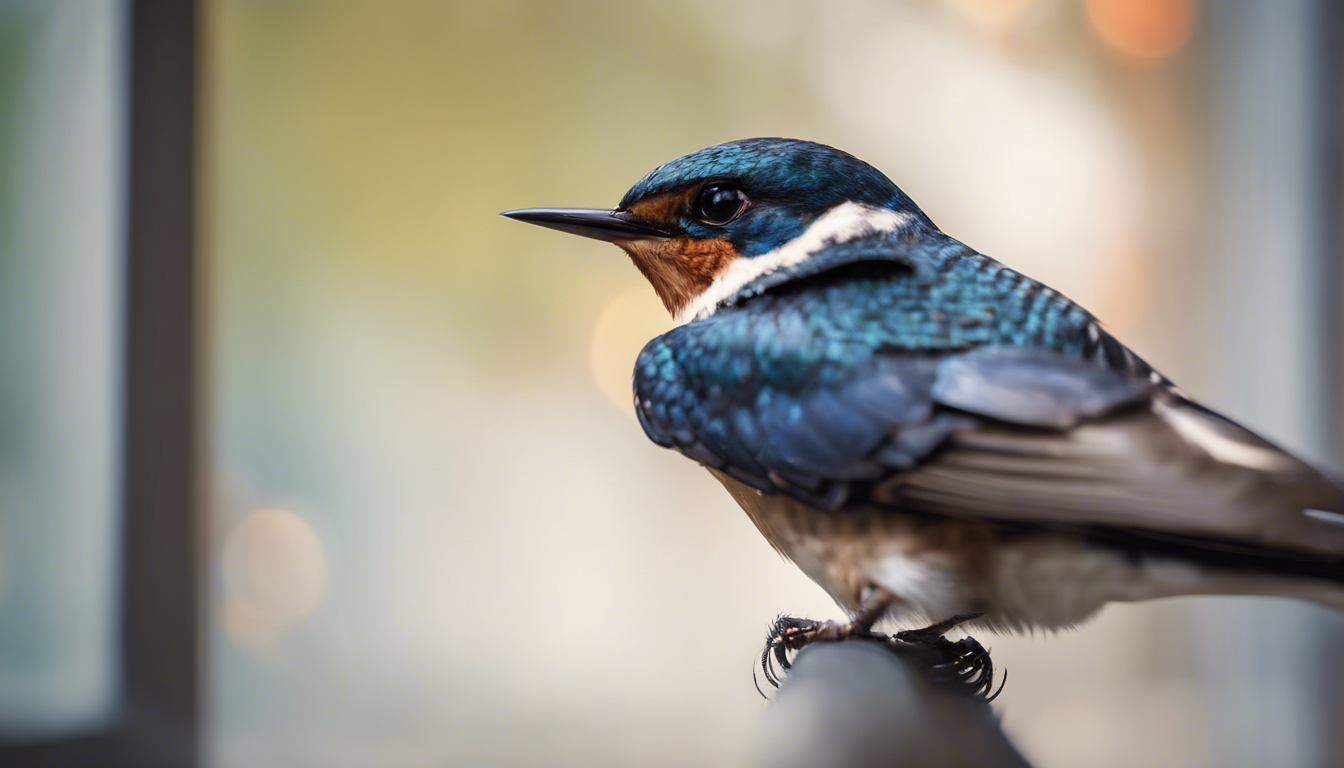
[695,185,747,225]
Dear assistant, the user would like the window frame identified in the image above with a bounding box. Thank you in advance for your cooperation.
[0,1,200,765]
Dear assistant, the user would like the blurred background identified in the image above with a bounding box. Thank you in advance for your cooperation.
[4,0,1344,766]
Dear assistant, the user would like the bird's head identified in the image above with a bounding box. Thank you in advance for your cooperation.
[504,139,934,322]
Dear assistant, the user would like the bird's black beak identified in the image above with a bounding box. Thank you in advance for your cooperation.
[500,208,672,242]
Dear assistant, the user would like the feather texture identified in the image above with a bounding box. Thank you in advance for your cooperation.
[635,227,1344,586]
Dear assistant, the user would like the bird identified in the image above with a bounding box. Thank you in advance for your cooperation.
[502,138,1344,654]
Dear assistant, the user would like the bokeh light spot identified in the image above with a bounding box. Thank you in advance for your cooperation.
[1087,0,1197,61]
[588,285,672,415]
[944,0,1037,31]
[221,507,327,634]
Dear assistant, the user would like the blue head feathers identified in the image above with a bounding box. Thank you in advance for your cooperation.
[618,138,934,256]
[502,138,939,317]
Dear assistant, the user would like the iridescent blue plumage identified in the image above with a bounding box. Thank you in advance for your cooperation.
[505,137,1344,636]
[620,138,934,256]
[634,227,1154,509]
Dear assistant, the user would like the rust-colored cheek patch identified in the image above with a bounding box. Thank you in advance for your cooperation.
[675,237,738,290]
[626,191,689,228]
[618,236,739,316]
[618,191,740,315]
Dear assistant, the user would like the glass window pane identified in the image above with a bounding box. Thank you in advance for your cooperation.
[0,0,127,740]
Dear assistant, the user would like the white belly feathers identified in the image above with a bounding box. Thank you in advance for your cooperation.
[707,468,1280,632]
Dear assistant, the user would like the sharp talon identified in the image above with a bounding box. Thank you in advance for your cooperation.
[753,656,771,699]
[755,635,776,698]
[770,639,788,684]
[758,615,801,691]
[984,668,1008,703]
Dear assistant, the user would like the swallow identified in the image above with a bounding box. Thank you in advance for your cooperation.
[503,138,1344,657]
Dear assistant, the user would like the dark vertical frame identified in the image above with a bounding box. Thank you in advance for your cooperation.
[1325,0,1344,489]
[121,0,199,764]
[1321,0,1344,764]
[0,1,199,766]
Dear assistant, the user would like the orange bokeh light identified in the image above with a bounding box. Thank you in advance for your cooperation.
[588,284,672,416]
[945,0,1037,30]
[1087,0,1197,61]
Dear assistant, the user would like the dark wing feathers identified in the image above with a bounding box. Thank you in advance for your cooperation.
[932,346,1153,429]
[888,401,1344,560]
[634,250,1344,566]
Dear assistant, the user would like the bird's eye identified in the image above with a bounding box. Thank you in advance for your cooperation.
[693,184,749,226]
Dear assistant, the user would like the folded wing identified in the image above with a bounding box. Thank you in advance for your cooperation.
[636,317,1344,567]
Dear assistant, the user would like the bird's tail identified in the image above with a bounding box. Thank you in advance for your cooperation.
[1133,555,1344,614]
[1274,575,1344,613]
[1184,569,1344,613]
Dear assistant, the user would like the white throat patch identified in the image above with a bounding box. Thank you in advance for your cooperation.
[674,202,913,324]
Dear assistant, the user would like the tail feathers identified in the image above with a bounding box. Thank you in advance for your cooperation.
[1171,567,1344,614]
[1271,576,1344,614]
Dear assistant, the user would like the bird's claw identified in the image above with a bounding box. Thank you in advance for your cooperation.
[926,635,1007,702]
[755,614,1006,703]
[758,616,824,692]
[758,616,853,692]
[756,614,887,693]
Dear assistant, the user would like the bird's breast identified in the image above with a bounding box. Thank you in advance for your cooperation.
[708,468,985,621]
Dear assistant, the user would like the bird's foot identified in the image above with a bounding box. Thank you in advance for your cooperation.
[758,615,885,692]
[925,634,1006,702]
[894,612,983,645]
[892,612,1004,701]
[756,612,1005,703]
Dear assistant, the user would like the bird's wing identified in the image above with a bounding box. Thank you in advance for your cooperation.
[635,290,1344,565]
[885,352,1344,561]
